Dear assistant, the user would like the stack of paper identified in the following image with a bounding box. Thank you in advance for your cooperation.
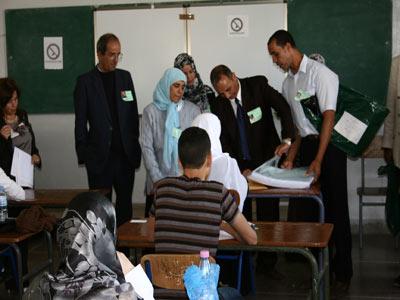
[248,158,314,189]
[11,147,33,188]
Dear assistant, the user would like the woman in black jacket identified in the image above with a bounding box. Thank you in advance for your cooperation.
[0,78,41,177]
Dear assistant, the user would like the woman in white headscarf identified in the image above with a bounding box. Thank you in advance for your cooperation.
[191,113,248,211]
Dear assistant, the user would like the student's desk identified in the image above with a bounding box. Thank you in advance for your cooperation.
[8,189,109,208]
[247,181,325,222]
[0,229,53,300]
[117,218,333,300]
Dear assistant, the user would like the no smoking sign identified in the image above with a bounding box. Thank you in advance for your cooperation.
[227,15,249,37]
[43,37,63,70]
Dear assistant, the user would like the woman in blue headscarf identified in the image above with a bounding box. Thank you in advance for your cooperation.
[140,68,201,216]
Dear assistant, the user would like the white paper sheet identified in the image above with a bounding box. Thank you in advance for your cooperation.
[124,264,154,300]
[334,111,367,144]
[11,147,34,188]
[219,230,234,240]
[248,158,314,189]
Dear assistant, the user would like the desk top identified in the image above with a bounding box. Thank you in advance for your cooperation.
[8,189,109,208]
[0,231,36,244]
[248,182,321,197]
[117,218,333,249]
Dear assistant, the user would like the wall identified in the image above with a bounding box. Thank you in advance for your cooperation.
[0,0,399,229]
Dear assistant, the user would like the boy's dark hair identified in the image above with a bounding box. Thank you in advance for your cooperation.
[96,33,119,54]
[267,29,296,48]
[178,127,211,169]
[210,64,233,87]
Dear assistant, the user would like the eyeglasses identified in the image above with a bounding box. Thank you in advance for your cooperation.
[107,52,123,62]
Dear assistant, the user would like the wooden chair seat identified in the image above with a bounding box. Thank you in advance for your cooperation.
[140,254,215,290]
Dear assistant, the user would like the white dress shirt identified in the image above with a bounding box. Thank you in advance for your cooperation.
[282,55,339,137]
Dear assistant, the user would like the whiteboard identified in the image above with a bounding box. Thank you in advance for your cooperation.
[94,3,286,113]
[95,8,186,112]
[190,3,286,91]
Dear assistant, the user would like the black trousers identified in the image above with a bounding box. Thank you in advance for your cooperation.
[86,150,135,227]
[288,136,353,282]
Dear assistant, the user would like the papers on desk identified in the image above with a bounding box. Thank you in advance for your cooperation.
[248,157,314,189]
[125,264,154,300]
[11,147,34,188]
[219,230,234,240]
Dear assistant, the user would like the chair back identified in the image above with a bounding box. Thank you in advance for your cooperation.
[140,254,215,290]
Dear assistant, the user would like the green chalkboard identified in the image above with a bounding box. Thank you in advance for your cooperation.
[288,0,392,104]
[5,6,94,113]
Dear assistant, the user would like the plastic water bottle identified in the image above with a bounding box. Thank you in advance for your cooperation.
[199,250,211,278]
[0,186,8,222]
[199,250,216,300]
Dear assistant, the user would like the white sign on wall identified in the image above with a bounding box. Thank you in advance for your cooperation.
[227,15,249,37]
[43,37,63,70]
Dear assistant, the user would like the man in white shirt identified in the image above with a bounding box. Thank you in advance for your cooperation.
[267,30,352,291]
[0,167,25,201]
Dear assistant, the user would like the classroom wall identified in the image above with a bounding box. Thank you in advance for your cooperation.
[0,0,399,230]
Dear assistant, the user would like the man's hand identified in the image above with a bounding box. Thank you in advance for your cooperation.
[306,159,321,182]
[31,154,41,166]
[242,169,252,177]
[281,159,294,169]
[0,125,11,139]
[274,143,290,157]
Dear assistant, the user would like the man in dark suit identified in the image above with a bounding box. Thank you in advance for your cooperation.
[74,33,141,226]
[210,64,295,218]
[209,65,295,277]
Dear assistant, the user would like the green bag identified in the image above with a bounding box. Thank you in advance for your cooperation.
[301,84,389,157]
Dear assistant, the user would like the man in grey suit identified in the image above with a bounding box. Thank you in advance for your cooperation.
[74,33,141,226]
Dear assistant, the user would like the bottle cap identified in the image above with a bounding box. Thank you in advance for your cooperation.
[200,250,209,258]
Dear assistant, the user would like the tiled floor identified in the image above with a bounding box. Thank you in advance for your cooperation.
[1,204,400,299]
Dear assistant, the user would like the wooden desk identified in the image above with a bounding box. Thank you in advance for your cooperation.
[8,189,109,208]
[117,219,333,300]
[0,230,53,300]
[248,182,325,222]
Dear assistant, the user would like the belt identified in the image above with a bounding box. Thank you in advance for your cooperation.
[303,134,319,141]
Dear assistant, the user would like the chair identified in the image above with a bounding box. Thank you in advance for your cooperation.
[0,246,19,289]
[357,135,387,249]
[140,254,216,290]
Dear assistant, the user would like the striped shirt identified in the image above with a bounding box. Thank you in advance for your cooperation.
[151,175,239,256]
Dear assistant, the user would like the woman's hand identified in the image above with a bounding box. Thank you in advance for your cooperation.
[117,251,135,275]
[0,125,11,139]
[31,154,41,165]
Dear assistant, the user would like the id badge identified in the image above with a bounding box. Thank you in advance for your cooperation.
[294,89,311,101]
[247,107,262,124]
[121,90,134,101]
[172,127,182,139]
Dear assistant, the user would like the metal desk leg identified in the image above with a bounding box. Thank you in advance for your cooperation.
[311,194,325,223]
[323,247,330,300]
[10,243,23,300]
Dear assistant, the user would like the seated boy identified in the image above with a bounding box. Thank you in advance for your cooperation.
[150,127,257,256]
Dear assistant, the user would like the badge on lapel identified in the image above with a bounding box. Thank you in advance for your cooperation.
[121,90,134,101]
[247,107,262,124]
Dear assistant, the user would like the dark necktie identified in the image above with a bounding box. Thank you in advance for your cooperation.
[235,98,251,160]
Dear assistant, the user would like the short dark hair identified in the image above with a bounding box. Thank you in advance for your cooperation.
[178,127,211,169]
[210,64,233,87]
[96,33,119,54]
[267,30,296,48]
[0,78,20,109]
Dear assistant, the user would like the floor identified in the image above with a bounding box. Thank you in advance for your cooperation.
[1,204,400,300]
